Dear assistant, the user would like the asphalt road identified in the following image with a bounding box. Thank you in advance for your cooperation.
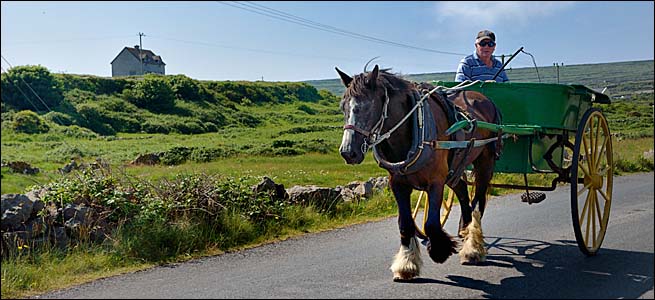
[34,172,654,299]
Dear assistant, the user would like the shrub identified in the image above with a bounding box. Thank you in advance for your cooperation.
[272,140,295,148]
[76,104,117,136]
[11,110,49,134]
[1,65,63,112]
[297,104,317,115]
[124,74,175,112]
[43,111,75,126]
[234,112,262,128]
[190,147,225,163]
[167,74,205,101]
[141,121,170,134]
[160,146,193,165]
[169,120,205,134]
[54,125,99,139]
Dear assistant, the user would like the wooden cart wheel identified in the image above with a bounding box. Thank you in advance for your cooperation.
[412,186,456,239]
[571,108,613,256]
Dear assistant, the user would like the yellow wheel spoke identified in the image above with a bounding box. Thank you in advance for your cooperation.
[594,133,608,171]
[579,163,592,179]
[579,186,591,223]
[582,131,593,173]
[577,182,593,197]
[598,189,610,203]
[413,191,423,219]
[593,117,601,168]
[584,193,594,245]
[594,190,603,235]
[592,191,598,247]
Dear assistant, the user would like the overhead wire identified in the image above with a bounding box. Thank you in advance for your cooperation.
[146,34,368,63]
[0,65,43,113]
[2,54,57,113]
[217,1,467,56]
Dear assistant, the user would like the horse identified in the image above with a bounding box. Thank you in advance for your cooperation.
[335,64,501,281]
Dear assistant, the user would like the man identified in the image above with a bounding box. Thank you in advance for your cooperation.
[455,30,509,83]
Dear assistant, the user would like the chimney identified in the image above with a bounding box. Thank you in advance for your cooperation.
[134,45,140,50]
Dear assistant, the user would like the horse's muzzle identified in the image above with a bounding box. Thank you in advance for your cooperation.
[340,149,364,165]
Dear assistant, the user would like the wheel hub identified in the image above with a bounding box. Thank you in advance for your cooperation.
[584,173,604,189]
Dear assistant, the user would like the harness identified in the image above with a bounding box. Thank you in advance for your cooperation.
[345,81,504,183]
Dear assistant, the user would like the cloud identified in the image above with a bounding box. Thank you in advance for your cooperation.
[434,1,575,27]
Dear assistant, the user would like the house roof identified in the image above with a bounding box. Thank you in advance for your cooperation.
[110,46,166,66]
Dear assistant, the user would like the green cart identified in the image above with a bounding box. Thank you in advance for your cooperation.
[413,81,613,256]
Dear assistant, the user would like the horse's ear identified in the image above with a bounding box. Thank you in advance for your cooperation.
[335,67,352,87]
[367,65,379,88]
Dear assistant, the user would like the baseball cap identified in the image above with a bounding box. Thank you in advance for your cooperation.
[476,30,496,43]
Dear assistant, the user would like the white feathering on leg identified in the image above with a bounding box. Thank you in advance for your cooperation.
[390,236,423,280]
[459,210,486,264]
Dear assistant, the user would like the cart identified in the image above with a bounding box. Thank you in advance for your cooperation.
[413,81,613,256]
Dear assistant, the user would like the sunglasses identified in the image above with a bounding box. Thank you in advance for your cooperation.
[478,41,496,47]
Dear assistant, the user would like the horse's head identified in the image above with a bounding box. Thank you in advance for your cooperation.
[336,64,386,164]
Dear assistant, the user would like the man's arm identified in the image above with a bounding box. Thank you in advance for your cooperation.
[455,61,471,82]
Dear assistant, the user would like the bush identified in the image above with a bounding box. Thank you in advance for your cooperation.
[234,112,262,128]
[160,146,193,165]
[167,74,206,101]
[11,110,49,134]
[272,140,295,148]
[297,104,317,115]
[190,147,226,163]
[43,111,75,126]
[54,125,99,139]
[169,120,205,134]
[76,104,116,136]
[124,74,175,112]
[1,65,63,112]
[141,121,170,134]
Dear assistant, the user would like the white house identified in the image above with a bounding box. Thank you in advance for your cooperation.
[110,45,165,77]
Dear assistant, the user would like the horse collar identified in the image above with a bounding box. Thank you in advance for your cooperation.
[372,89,438,175]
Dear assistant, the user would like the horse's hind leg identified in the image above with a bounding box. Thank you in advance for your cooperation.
[389,183,422,281]
[459,151,495,265]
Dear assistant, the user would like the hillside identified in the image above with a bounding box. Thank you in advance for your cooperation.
[305,59,654,99]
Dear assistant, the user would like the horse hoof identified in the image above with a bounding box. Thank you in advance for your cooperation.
[393,276,416,282]
[459,253,486,265]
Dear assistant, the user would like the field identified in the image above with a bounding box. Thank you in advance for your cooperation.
[1,60,653,299]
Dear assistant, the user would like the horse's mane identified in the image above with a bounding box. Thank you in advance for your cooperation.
[344,68,414,100]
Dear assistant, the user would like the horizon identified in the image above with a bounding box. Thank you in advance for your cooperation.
[2,1,654,82]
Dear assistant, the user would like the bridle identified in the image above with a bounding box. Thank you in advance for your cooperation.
[342,86,390,153]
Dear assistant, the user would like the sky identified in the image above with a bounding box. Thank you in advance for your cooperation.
[1,1,653,82]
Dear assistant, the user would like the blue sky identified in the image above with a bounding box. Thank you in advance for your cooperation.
[1,1,653,82]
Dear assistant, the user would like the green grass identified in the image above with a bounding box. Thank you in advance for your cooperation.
[1,191,398,299]
[1,243,151,299]
[2,60,653,299]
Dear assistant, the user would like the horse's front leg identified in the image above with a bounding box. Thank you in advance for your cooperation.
[389,183,422,281]
[425,184,457,263]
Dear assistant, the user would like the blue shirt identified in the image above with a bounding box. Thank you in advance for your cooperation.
[455,52,509,82]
